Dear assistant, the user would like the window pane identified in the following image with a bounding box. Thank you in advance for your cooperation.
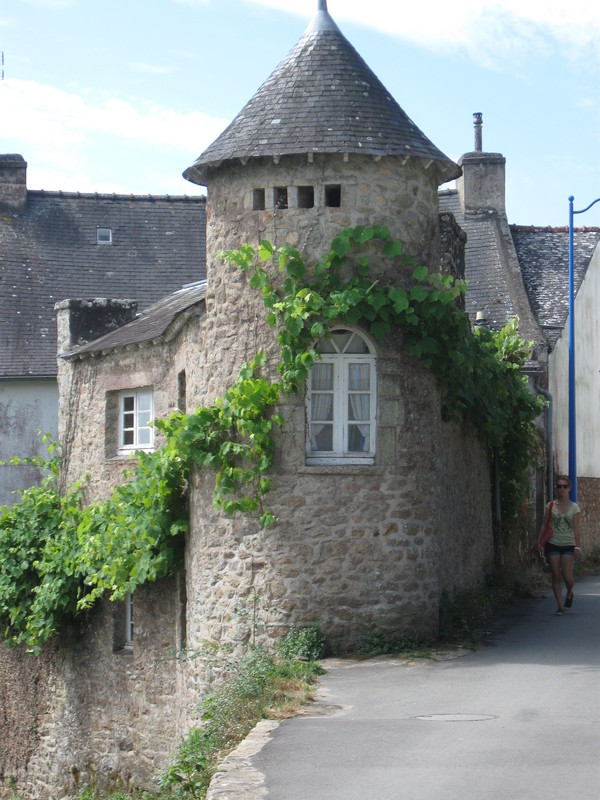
[123,430,134,446]
[311,393,333,421]
[123,412,134,429]
[317,338,336,353]
[346,334,369,354]
[311,424,333,451]
[311,363,333,390]
[348,363,370,391]
[331,331,352,353]
[137,392,153,412]
[348,394,369,421]
[348,424,369,452]
[123,396,134,412]
[137,409,152,428]
[137,428,151,446]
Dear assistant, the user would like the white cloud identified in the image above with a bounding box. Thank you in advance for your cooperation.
[0,79,227,192]
[248,0,600,64]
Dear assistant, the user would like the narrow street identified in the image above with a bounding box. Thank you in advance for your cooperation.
[209,575,600,799]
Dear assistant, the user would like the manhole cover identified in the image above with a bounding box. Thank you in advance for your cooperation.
[415,714,497,722]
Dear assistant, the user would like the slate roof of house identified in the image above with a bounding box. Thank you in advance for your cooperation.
[511,226,600,350]
[439,188,600,352]
[438,190,519,332]
[0,191,206,378]
[63,281,207,358]
[184,1,459,186]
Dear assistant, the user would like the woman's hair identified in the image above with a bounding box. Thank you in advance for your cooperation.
[556,474,571,489]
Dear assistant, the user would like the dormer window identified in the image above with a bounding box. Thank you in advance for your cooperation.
[97,227,112,244]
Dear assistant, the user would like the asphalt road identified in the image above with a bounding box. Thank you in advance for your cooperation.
[208,575,600,800]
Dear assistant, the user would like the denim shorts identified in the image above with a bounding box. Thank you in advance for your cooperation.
[546,543,575,557]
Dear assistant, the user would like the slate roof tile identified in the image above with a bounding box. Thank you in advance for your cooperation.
[511,226,600,349]
[0,192,206,378]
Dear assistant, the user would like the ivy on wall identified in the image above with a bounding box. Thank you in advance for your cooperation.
[0,225,544,651]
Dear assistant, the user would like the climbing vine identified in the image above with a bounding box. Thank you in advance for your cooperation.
[0,225,543,651]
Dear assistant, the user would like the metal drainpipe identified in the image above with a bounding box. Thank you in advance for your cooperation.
[535,381,554,501]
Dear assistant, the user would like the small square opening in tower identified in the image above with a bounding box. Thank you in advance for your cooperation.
[274,186,288,210]
[253,188,266,211]
[325,185,341,207]
[297,186,315,209]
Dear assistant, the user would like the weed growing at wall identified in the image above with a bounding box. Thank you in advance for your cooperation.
[159,643,323,799]
[0,225,543,651]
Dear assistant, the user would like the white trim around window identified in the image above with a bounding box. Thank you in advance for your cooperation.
[306,328,376,465]
[118,388,154,453]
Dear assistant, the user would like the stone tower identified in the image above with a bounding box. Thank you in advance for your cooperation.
[182,1,491,650]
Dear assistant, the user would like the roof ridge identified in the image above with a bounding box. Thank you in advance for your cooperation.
[27,189,206,202]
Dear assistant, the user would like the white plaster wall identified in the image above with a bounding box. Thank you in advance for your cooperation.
[0,379,58,506]
[550,244,600,478]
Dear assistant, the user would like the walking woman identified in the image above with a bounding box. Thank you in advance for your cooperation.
[536,475,582,615]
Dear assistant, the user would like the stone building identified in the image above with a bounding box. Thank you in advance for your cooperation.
[1,3,500,797]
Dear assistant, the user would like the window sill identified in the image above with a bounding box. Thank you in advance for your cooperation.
[300,459,379,475]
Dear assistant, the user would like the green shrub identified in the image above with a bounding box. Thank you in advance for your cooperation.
[276,623,328,661]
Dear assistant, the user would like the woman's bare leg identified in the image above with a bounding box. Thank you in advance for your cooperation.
[548,555,564,611]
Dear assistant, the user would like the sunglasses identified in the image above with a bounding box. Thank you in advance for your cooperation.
[557,484,569,489]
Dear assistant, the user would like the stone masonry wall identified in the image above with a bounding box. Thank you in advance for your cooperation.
[576,477,600,554]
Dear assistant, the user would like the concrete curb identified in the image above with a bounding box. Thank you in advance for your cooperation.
[206,719,280,800]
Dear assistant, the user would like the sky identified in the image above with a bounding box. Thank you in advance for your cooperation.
[0,0,599,227]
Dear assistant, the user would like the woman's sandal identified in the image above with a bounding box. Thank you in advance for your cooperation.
[565,593,574,609]
[555,608,564,616]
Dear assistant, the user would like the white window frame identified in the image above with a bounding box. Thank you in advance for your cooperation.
[118,388,154,453]
[306,328,376,465]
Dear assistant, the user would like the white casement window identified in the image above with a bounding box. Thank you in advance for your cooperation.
[119,389,154,452]
[306,328,376,464]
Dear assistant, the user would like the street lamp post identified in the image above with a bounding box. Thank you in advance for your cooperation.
[567,195,600,502]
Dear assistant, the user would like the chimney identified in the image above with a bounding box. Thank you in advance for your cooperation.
[473,112,483,152]
[456,114,506,215]
[0,154,27,209]
[55,299,139,355]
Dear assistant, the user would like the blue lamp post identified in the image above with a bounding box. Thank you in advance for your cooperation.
[567,195,600,502]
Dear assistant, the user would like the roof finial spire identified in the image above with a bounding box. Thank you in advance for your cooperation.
[306,0,340,33]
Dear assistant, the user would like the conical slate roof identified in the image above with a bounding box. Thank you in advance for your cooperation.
[184,1,459,185]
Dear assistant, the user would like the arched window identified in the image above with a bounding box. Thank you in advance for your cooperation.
[306,328,376,464]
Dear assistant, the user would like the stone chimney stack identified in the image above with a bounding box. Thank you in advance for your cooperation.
[456,114,506,215]
[55,299,139,355]
[0,154,27,209]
